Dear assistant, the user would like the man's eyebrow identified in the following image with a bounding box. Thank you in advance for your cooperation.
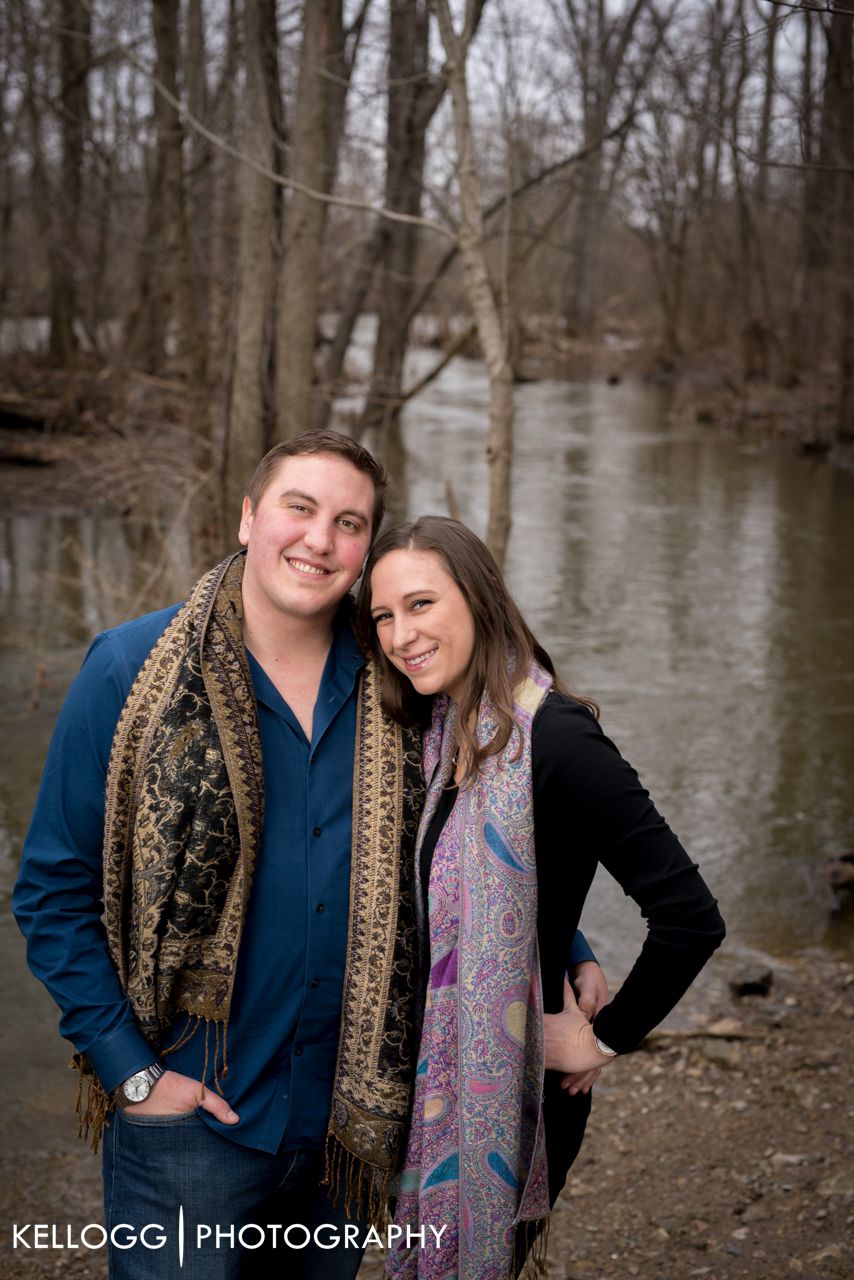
[278,489,370,525]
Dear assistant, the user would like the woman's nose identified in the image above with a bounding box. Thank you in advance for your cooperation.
[392,615,417,651]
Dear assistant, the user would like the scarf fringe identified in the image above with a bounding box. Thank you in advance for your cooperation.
[73,1014,231,1156]
[323,1131,394,1229]
[515,1216,551,1278]
[163,1014,230,1092]
[71,1056,111,1154]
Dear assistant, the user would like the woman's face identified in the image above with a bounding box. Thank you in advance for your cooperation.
[369,548,476,703]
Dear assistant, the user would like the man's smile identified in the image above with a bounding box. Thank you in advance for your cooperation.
[286,557,332,577]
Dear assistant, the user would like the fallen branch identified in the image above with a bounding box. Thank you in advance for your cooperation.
[642,1021,763,1048]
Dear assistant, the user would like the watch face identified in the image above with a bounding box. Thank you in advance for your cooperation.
[123,1072,151,1103]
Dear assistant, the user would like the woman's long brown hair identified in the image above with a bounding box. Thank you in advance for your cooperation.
[356,516,598,784]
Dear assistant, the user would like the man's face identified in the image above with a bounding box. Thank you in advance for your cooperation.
[238,452,375,626]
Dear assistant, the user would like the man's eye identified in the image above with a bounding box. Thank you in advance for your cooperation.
[339,518,360,532]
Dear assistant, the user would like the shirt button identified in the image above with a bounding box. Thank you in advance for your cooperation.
[310,977,319,989]
[294,1045,303,1057]
[316,903,325,914]
[313,826,321,838]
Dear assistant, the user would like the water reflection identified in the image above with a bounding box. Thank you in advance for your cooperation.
[393,372,854,969]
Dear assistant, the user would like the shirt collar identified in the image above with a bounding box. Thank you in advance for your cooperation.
[246,600,366,739]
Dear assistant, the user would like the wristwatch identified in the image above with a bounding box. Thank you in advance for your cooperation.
[114,1063,165,1108]
[594,1035,618,1058]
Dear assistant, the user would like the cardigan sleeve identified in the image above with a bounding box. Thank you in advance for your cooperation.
[532,694,725,1054]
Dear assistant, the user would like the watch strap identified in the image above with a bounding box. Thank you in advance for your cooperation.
[114,1062,165,1109]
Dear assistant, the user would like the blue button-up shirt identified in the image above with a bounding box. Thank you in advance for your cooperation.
[13,602,366,1154]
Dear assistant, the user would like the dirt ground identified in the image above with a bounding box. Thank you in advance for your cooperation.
[2,950,851,1280]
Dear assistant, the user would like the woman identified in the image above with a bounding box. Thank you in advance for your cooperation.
[356,516,725,1280]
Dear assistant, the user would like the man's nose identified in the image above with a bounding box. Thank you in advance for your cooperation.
[303,518,334,554]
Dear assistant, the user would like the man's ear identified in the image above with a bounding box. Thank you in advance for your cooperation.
[238,496,253,546]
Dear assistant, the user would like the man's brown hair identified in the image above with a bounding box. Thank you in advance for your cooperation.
[245,431,388,535]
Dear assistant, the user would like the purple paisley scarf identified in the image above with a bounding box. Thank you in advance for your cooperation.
[385,663,553,1280]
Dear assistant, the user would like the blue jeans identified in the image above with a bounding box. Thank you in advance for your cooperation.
[102,1110,369,1279]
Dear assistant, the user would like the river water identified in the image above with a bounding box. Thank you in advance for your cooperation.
[1,363,853,1132]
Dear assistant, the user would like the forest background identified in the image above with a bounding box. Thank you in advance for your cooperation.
[1,0,852,571]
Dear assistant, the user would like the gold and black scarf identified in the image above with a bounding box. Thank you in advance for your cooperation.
[78,552,423,1216]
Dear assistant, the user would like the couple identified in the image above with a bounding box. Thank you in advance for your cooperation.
[14,430,725,1280]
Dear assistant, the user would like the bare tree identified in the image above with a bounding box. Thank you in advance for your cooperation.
[224,0,281,534]
[796,1,853,438]
[556,0,670,338]
[318,0,486,434]
[432,0,516,568]
[357,0,432,438]
[50,0,92,365]
[275,0,371,438]
[185,0,213,331]
[206,0,243,377]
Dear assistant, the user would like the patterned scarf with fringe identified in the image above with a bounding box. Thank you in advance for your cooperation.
[385,664,553,1280]
[77,552,424,1221]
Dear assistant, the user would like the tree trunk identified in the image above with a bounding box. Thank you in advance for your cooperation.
[433,0,515,569]
[755,8,779,210]
[729,0,765,383]
[224,0,279,537]
[148,0,214,547]
[185,0,212,331]
[832,8,854,439]
[358,0,431,438]
[316,1,486,433]
[151,0,206,389]
[564,0,661,339]
[796,5,852,434]
[566,142,605,336]
[275,0,344,438]
[50,0,91,366]
[314,223,385,430]
[207,0,242,379]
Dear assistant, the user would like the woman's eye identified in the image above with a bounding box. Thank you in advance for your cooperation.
[372,612,391,625]
[411,599,432,611]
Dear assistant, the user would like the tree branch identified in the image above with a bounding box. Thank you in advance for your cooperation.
[401,111,635,332]
[74,0,456,242]
[761,0,854,14]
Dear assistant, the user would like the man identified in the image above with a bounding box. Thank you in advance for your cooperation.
[14,431,603,1279]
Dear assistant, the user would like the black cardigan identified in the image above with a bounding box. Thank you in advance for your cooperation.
[419,691,726,1053]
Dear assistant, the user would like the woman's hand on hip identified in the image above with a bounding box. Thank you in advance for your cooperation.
[568,959,609,1019]
[559,959,610,1092]
[543,978,615,1078]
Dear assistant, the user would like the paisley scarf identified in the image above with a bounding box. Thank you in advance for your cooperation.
[386,664,553,1279]
[77,552,424,1220]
